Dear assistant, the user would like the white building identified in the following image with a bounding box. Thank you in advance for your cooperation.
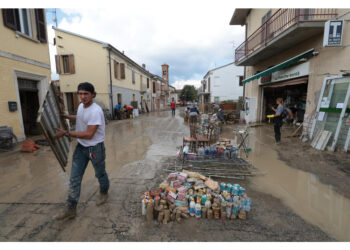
[200,62,244,104]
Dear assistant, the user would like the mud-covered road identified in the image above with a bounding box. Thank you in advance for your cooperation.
[0,109,342,241]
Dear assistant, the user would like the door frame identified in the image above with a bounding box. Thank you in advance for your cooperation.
[13,69,48,141]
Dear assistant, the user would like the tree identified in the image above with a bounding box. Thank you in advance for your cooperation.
[180,85,197,102]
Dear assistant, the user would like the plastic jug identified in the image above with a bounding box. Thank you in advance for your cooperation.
[189,199,196,217]
[195,201,202,218]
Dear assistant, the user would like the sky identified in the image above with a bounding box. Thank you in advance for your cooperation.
[44,1,246,89]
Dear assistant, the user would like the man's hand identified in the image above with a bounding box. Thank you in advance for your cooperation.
[54,128,67,139]
[61,113,76,121]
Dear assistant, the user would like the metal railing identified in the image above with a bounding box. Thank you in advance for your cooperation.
[235,9,337,63]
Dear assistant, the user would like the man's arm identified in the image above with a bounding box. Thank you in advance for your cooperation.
[62,114,77,121]
[54,125,98,140]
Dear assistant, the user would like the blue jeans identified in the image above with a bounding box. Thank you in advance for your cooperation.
[67,142,109,208]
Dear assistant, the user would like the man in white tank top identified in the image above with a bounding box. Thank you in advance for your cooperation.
[53,82,110,220]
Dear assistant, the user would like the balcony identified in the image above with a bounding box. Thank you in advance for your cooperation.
[140,83,148,93]
[235,9,337,66]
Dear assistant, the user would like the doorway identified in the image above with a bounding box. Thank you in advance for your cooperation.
[18,78,41,135]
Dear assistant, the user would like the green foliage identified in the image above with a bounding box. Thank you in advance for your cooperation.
[237,96,244,110]
[180,85,197,101]
[220,100,235,104]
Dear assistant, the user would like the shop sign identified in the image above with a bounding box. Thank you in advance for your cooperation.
[260,75,271,84]
[323,20,344,47]
[271,62,309,82]
[259,62,310,85]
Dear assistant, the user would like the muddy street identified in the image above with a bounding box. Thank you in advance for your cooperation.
[0,109,346,241]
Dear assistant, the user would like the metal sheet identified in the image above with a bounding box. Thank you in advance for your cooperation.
[37,82,70,172]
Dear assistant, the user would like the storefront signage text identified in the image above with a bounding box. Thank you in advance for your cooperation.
[259,62,310,85]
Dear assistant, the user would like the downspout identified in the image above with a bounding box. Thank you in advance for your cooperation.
[108,46,114,119]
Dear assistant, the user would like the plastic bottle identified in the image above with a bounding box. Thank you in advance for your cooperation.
[141,199,148,216]
[201,194,207,205]
[205,199,211,209]
[189,198,196,217]
[195,201,202,218]
[146,201,154,221]
[220,182,226,192]
[226,202,232,219]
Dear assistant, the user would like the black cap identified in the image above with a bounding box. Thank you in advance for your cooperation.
[77,82,95,93]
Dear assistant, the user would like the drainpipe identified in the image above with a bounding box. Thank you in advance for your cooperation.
[108,46,114,119]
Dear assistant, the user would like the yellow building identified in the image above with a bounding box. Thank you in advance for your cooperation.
[0,9,50,141]
[54,27,157,116]
[230,9,350,148]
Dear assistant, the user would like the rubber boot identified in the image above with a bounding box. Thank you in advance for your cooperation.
[96,193,108,206]
[53,206,77,220]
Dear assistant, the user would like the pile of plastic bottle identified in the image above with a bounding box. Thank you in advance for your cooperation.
[141,170,252,224]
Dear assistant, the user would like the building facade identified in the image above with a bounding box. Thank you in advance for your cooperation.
[0,9,50,141]
[230,8,350,149]
[54,27,155,116]
[199,62,244,112]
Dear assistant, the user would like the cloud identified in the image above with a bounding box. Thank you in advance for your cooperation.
[51,1,245,83]
[171,80,201,90]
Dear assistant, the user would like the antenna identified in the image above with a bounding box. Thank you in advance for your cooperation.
[47,8,58,27]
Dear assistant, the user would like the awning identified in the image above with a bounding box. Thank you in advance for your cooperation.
[242,48,315,84]
[261,76,308,88]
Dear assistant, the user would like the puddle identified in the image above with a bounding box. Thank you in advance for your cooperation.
[231,125,350,241]
[0,110,187,204]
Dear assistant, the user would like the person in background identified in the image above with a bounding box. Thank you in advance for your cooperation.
[53,82,110,220]
[124,105,134,119]
[217,108,224,122]
[170,98,176,117]
[114,102,121,120]
[189,105,200,125]
[184,107,190,122]
[271,97,284,143]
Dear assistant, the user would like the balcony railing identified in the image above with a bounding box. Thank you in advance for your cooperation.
[235,9,337,63]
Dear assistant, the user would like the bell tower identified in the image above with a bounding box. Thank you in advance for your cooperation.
[161,64,169,84]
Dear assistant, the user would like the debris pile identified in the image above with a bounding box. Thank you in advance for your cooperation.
[141,170,252,224]
[197,114,221,141]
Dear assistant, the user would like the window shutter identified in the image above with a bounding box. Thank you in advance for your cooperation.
[35,9,47,43]
[2,9,20,31]
[114,60,119,79]
[55,55,61,74]
[120,63,125,79]
[68,55,75,74]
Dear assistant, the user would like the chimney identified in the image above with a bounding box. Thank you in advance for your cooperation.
[142,64,146,69]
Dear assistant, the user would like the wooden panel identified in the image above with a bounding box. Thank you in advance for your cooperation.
[37,82,70,171]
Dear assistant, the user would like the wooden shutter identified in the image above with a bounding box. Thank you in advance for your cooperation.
[2,9,20,31]
[114,60,119,79]
[68,55,75,74]
[120,63,125,79]
[35,9,47,43]
[55,55,61,74]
